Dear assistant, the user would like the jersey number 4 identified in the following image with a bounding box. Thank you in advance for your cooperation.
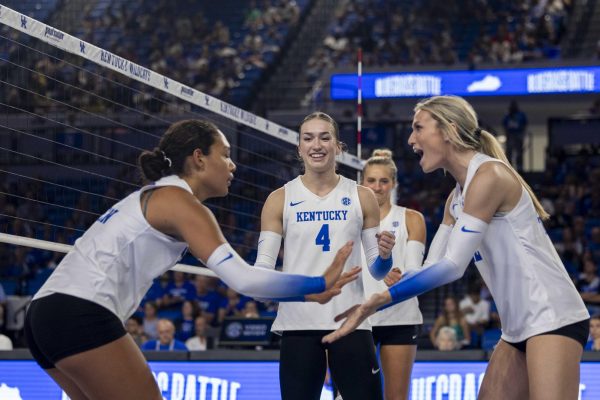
[315,224,331,252]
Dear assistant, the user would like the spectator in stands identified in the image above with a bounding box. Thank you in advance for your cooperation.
[588,227,600,263]
[193,275,223,326]
[460,281,491,341]
[162,271,196,309]
[125,316,148,348]
[429,297,471,348]
[0,332,13,350]
[142,301,160,340]
[435,326,461,351]
[579,260,600,316]
[502,100,528,171]
[585,315,600,351]
[175,300,200,342]
[141,319,187,351]
[218,288,246,324]
[185,315,211,351]
[242,300,260,318]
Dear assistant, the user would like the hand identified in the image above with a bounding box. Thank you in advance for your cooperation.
[322,241,354,290]
[322,291,392,344]
[376,231,395,259]
[307,266,361,304]
[383,267,402,287]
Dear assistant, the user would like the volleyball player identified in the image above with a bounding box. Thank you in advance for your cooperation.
[324,96,590,400]
[361,149,426,400]
[24,119,358,400]
[256,112,395,400]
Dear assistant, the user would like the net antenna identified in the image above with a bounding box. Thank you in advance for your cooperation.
[0,5,363,278]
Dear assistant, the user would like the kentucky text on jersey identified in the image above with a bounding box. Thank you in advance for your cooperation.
[296,210,348,222]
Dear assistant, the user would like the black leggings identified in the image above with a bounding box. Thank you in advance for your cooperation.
[279,330,383,400]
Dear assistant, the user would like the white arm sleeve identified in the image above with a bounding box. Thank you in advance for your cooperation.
[423,224,452,266]
[405,240,425,270]
[254,231,282,270]
[443,213,488,268]
[206,243,325,299]
[361,226,380,267]
[383,213,488,309]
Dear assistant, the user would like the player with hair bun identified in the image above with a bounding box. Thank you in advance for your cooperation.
[24,119,356,400]
[361,148,426,400]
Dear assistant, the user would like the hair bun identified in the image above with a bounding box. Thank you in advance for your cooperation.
[371,148,393,159]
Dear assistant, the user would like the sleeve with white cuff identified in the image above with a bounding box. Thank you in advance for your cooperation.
[206,243,325,299]
[362,226,393,280]
[379,213,488,311]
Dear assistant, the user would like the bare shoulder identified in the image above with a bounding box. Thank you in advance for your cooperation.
[472,161,518,191]
[405,208,425,228]
[263,186,285,212]
[261,186,285,233]
[357,184,377,203]
[405,208,426,241]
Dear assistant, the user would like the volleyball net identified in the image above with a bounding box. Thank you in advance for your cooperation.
[0,5,363,289]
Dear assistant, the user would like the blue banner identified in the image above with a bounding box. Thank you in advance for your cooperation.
[1,360,599,399]
[331,66,600,99]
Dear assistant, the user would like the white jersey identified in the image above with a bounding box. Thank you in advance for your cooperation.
[450,153,589,342]
[34,175,189,321]
[272,175,370,331]
[362,205,423,326]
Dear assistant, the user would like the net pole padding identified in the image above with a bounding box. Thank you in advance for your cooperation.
[0,4,363,169]
[0,233,217,277]
[356,47,363,182]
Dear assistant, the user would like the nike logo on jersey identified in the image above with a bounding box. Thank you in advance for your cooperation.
[216,253,233,266]
[412,334,418,339]
[258,239,264,246]
[461,226,481,233]
[289,200,305,206]
[371,367,380,374]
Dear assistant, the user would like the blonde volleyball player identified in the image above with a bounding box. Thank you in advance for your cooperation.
[324,96,590,400]
[24,120,357,400]
[257,112,395,400]
[361,149,426,400]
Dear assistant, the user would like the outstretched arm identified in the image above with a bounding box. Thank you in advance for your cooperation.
[145,186,351,299]
[323,162,516,343]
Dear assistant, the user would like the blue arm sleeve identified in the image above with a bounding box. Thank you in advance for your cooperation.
[206,243,325,299]
[370,256,393,280]
[379,257,464,311]
[362,226,393,280]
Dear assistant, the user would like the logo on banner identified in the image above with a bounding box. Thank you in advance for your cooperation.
[79,41,85,54]
[163,77,169,89]
[278,127,288,136]
[181,86,194,97]
[467,75,502,92]
[225,322,243,338]
[44,26,64,42]
[20,15,27,29]
[204,95,210,105]
[0,383,23,400]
